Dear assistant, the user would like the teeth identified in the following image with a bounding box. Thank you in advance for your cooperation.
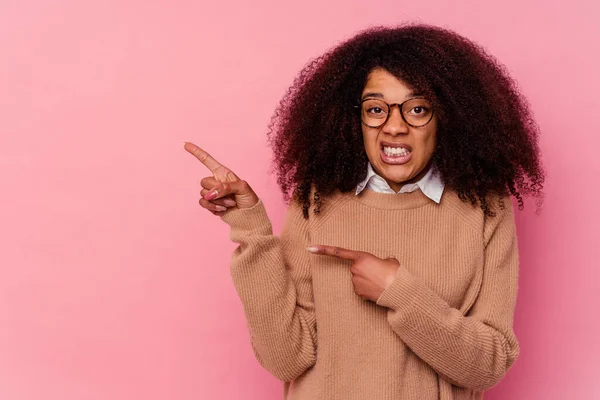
[383,146,410,157]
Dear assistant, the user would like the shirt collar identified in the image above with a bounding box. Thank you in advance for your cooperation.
[355,162,445,203]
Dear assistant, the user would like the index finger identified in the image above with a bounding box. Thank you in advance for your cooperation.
[183,142,224,173]
[306,245,362,261]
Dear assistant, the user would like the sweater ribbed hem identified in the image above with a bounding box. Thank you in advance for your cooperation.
[376,266,420,312]
[220,198,272,234]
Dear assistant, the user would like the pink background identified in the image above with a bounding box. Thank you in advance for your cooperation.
[1,1,598,399]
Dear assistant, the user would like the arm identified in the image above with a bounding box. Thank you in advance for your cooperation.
[375,200,520,391]
[220,198,317,382]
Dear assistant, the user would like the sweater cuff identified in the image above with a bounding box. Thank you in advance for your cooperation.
[220,198,272,235]
[376,265,420,313]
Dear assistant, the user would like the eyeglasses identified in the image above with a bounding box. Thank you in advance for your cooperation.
[354,97,435,128]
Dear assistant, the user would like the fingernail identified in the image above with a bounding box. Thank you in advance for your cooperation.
[215,205,227,211]
[306,246,319,253]
[206,189,218,200]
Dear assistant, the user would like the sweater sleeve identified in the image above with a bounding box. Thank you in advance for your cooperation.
[220,198,317,382]
[375,200,520,391]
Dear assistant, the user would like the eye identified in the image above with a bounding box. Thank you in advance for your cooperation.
[407,106,432,118]
[367,107,384,114]
[361,99,388,119]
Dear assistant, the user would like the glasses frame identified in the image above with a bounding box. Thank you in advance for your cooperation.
[354,96,435,128]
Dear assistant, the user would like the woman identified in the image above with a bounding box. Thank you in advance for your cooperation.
[184,23,544,400]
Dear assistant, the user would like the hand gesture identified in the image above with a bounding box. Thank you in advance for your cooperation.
[307,245,400,302]
[183,142,260,216]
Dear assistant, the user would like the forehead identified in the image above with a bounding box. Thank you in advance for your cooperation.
[362,68,416,98]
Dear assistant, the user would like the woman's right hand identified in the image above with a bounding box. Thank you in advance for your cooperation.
[183,142,260,216]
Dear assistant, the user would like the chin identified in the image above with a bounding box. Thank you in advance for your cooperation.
[389,175,414,185]
[388,169,428,188]
[379,165,414,180]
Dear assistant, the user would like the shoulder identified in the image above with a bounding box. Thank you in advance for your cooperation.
[439,189,516,242]
[438,189,485,231]
[301,186,354,220]
[284,186,352,226]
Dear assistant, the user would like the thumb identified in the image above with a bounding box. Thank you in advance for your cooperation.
[205,179,259,209]
[383,256,400,265]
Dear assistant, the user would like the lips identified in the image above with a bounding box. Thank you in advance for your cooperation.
[380,141,412,152]
[379,142,412,165]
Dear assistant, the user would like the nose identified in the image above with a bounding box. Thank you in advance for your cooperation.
[382,104,409,136]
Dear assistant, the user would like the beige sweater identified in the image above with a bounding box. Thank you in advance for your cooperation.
[221,187,520,400]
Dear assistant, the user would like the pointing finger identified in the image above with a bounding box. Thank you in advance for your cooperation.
[306,245,362,261]
[184,142,239,181]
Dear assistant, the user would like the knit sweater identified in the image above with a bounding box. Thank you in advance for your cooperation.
[220,187,520,400]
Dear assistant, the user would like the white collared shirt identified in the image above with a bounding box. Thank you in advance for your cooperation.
[355,162,445,203]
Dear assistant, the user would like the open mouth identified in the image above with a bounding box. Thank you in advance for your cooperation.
[380,142,412,165]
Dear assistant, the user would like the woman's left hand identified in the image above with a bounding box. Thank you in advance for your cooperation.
[307,245,400,302]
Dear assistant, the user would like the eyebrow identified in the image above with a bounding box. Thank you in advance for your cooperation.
[361,91,423,101]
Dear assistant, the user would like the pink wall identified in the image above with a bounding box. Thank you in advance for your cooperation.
[1,1,598,399]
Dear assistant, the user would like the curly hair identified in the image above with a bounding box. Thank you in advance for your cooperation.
[266,23,545,218]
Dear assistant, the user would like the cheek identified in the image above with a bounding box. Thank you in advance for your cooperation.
[416,131,437,161]
[415,136,435,165]
[362,130,378,152]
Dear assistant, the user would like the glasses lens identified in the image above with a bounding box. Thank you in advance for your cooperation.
[361,99,388,127]
[401,98,433,127]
